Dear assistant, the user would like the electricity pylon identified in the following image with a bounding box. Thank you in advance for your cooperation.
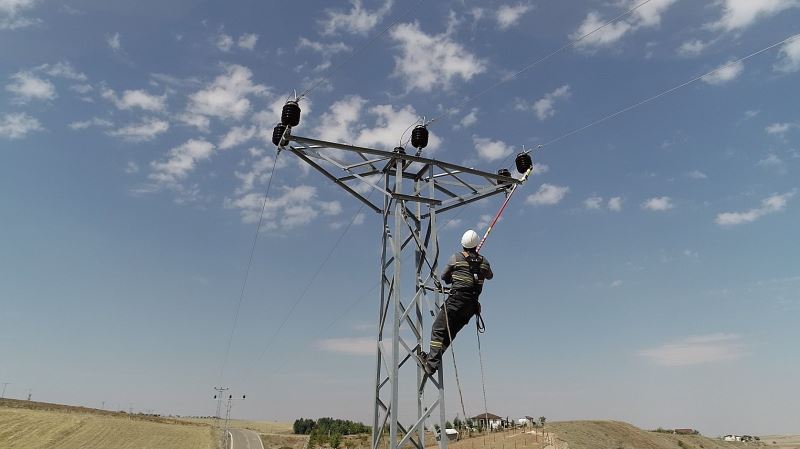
[272,103,521,449]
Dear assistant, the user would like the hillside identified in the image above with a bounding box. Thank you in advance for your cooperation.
[0,399,217,449]
[547,421,757,449]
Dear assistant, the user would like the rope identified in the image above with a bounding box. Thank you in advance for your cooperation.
[476,328,490,435]
[441,297,469,433]
[218,148,281,381]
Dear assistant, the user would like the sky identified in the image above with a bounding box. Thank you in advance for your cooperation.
[1,0,799,437]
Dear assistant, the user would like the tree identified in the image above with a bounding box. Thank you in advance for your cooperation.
[446,421,453,429]
[330,432,342,449]
[453,417,463,430]
[539,416,546,427]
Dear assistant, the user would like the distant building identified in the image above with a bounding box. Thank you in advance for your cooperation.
[436,429,459,442]
[471,413,503,430]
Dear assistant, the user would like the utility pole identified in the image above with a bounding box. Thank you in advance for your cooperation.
[221,393,245,449]
[1,382,10,399]
[213,386,229,431]
[269,101,529,449]
[27,389,31,401]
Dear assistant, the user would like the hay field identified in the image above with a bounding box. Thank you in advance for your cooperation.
[181,417,294,434]
[0,405,216,449]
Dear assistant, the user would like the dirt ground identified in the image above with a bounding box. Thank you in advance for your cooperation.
[0,405,217,449]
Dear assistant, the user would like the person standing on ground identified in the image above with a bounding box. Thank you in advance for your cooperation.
[421,229,493,375]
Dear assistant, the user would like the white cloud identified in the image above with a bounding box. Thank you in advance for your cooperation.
[36,61,87,81]
[150,139,215,187]
[571,0,678,49]
[638,333,747,366]
[216,33,234,52]
[186,64,269,121]
[124,161,139,174]
[224,185,341,228]
[70,84,93,95]
[101,88,166,112]
[716,191,795,226]
[314,95,367,143]
[641,196,673,211]
[774,36,800,73]
[107,118,169,142]
[234,148,286,195]
[610,280,623,288]
[608,196,623,211]
[0,112,42,139]
[0,0,39,30]
[701,60,744,85]
[177,113,211,133]
[531,85,571,120]
[107,32,122,51]
[677,39,709,57]
[69,117,113,130]
[237,33,258,50]
[356,104,441,150]
[473,136,512,162]
[496,3,532,30]
[476,214,493,231]
[526,184,569,206]
[584,195,603,210]
[708,0,800,31]
[757,153,786,173]
[455,107,478,129]
[320,0,393,35]
[683,249,699,258]
[390,21,486,92]
[219,125,256,150]
[6,71,56,103]
[687,170,708,179]
[766,122,792,135]
[315,336,374,356]
[297,37,351,72]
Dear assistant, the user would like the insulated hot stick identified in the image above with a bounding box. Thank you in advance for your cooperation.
[476,148,537,253]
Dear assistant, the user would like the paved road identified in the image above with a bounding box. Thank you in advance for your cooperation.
[229,428,265,449]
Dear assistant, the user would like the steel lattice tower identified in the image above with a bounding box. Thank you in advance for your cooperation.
[274,107,518,449]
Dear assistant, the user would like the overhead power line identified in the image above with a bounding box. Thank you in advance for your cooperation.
[540,33,800,148]
[300,0,427,99]
[218,149,282,381]
[428,0,658,125]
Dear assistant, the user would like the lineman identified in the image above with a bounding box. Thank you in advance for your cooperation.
[421,229,493,376]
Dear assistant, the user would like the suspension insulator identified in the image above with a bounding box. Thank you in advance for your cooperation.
[272,123,289,146]
[410,125,429,149]
[281,101,301,127]
[497,168,512,185]
[393,146,406,154]
[515,152,533,174]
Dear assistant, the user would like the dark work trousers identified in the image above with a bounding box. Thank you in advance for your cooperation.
[427,292,479,371]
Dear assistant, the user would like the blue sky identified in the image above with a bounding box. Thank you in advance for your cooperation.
[1,0,799,437]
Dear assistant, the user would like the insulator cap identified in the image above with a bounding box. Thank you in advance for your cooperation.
[497,168,512,185]
[393,146,406,154]
[410,125,429,149]
[515,152,533,174]
[281,101,301,127]
[272,123,289,146]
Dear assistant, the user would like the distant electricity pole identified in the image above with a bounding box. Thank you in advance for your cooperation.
[1,382,10,399]
[220,393,245,449]
[213,386,229,430]
[27,389,31,401]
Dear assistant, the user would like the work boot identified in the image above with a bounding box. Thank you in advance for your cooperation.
[418,351,437,376]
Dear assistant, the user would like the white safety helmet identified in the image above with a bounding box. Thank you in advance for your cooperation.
[461,229,480,249]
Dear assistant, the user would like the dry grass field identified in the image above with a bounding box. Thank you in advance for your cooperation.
[547,421,759,449]
[0,399,217,449]
[181,417,294,434]
[761,435,800,449]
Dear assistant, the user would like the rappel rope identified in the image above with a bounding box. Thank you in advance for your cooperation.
[442,296,469,433]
